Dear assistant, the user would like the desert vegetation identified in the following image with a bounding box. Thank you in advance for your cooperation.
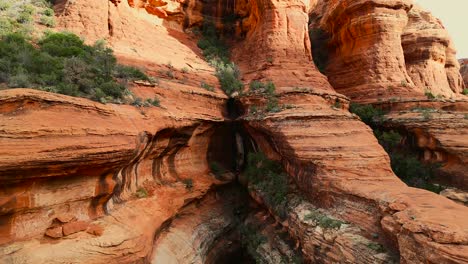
[350,103,443,193]
[197,20,243,96]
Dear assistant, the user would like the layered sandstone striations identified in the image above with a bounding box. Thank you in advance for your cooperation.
[235,1,468,263]
[310,0,468,193]
[1,0,468,263]
[310,0,465,102]
[460,59,468,88]
[0,87,229,262]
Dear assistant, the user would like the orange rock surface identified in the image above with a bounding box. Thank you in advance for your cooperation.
[311,0,465,102]
[1,0,468,263]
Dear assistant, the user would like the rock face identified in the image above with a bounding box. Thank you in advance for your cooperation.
[1,0,468,263]
[310,0,465,102]
[381,100,468,190]
[460,59,468,88]
[0,87,227,262]
[310,0,468,194]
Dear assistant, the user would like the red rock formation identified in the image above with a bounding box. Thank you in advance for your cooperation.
[1,0,468,263]
[310,0,468,197]
[233,1,468,262]
[230,0,333,91]
[460,59,468,88]
[0,87,226,250]
[402,4,464,96]
[381,100,468,190]
[310,0,465,102]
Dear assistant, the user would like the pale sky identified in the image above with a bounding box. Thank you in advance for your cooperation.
[416,0,468,59]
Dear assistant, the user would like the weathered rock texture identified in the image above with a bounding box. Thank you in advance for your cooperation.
[379,100,468,190]
[460,59,468,88]
[310,0,465,102]
[1,0,468,263]
[0,88,228,262]
[240,89,468,263]
[310,0,468,196]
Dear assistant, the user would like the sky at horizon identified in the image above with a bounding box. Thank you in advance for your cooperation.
[416,0,468,59]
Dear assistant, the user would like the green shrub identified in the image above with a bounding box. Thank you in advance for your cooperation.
[0,2,12,11]
[39,32,86,57]
[114,65,149,81]
[165,70,174,79]
[376,129,443,193]
[197,20,229,63]
[151,97,160,107]
[17,4,35,24]
[304,210,344,229]
[425,90,436,100]
[42,7,54,16]
[462,88,468,95]
[333,99,342,108]
[246,152,289,218]
[201,81,215,92]
[135,187,148,198]
[367,242,385,253]
[266,96,281,113]
[8,70,30,88]
[39,15,55,27]
[0,32,152,103]
[249,80,275,95]
[349,103,385,127]
[375,130,401,149]
[214,61,243,95]
[0,17,14,36]
[196,19,243,96]
[0,0,56,36]
[132,97,143,107]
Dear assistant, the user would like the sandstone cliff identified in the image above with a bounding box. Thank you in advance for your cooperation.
[1,0,468,263]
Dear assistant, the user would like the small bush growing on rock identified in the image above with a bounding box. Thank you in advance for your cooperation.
[114,65,150,81]
[366,242,385,253]
[142,97,160,107]
[333,99,342,109]
[39,15,55,27]
[213,61,243,95]
[462,88,468,95]
[150,97,160,107]
[349,103,385,127]
[424,90,436,100]
[131,97,143,107]
[265,96,281,113]
[375,129,443,193]
[135,187,148,198]
[182,179,193,190]
[197,19,243,96]
[201,81,215,92]
[304,210,344,229]
[249,80,275,96]
[246,152,289,218]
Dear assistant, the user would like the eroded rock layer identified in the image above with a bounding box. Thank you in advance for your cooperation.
[1,0,468,263]
[239,90,468,263]
[310,0,465,102]
[0,88,228,262]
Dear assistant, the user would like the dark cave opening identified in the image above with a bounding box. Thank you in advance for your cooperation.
[207,98,251,176]
[206,99,260,263]
[216,246,256,264]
